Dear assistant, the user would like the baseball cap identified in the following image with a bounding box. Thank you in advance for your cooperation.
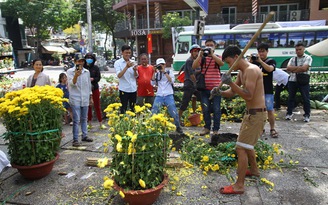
[156,58,166,65]
[189,44,201,52]
[74,53,86,62]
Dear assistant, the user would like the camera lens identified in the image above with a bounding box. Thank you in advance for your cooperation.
[251,56,258,61]
[156,65,162,70]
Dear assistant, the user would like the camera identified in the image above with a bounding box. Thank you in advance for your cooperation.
[75,65,80,71]
[202,47,212,57]
[251,53,258,61]
[156,64,162,70]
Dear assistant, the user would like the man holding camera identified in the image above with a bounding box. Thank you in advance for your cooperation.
[192,39,224,136]
[67,55,93,147]
[151,58,183,134]
[250,43,278,138]
[114,45,138,114]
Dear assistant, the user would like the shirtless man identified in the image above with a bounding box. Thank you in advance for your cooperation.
[214,46,267,194]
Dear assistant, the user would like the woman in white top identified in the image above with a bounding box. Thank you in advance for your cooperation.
[26,59,51,87]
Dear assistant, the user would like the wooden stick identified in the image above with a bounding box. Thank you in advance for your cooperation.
[216,11,275,89]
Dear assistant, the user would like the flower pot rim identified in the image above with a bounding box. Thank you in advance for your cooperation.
[113,173,169,194]
[11,153,59,168]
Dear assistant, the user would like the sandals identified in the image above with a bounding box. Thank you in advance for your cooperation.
[270,129,278,138]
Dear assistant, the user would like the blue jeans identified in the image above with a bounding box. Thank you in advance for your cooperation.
[201,90,221,131]
[152,94,180,128]
[71,105,88,141]
[287,81,310,117]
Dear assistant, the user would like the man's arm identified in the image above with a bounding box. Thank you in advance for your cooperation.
[286,57,310,73]
[257,58,275,72]
[224,69,257,101]
[211,52,224,66]
[192,51,203,69]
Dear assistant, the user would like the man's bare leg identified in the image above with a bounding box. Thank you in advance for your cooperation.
[246,149,260,176]
[233,147,248,191]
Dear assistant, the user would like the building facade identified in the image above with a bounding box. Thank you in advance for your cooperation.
[113,0,328,65]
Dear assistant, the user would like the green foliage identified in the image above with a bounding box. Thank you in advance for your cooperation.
[100,85,119,114]
[0,86,64,165]
[181,138,283,176]
[162,12,192,39]
[103,104,174,190]
[2,0,80,57]
[90,0,124,58]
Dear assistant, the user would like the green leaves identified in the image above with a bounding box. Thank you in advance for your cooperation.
[162,12,192,39]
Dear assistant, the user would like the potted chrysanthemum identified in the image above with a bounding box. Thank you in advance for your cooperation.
[98,103,174,205]
[0,85,66,180]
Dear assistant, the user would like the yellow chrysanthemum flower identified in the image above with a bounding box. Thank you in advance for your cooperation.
[139,179,146,188]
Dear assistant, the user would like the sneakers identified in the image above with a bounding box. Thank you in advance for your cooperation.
[176,127,183,134]
[72,140,82,147]
[82,136,93,142]
[87,124,93,130]
[200,128,210,136]
[304,116,310,122]
[285,114,294,120]
[100,124,107,129]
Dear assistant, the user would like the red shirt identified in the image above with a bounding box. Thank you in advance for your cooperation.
[137,64,155,96]
[199,57,221,90]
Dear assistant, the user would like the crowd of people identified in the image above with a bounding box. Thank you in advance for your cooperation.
[25,41,313,194]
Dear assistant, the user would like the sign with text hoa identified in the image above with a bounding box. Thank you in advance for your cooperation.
[195,0,208,14]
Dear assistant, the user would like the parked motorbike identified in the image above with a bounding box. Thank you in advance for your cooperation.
[63,60,74,71]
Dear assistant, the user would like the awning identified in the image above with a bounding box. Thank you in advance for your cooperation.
[42,45,67,54]
[306,39,328,57]
[0,38,12,44]
[61,46,76,54]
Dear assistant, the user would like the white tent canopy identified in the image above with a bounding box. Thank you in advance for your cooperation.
[306,39,328,57]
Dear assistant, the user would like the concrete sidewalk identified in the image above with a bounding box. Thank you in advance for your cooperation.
[0,108,328,205]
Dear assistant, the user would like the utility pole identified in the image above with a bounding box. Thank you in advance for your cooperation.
[86,0,93,53]
[147,0,151,64]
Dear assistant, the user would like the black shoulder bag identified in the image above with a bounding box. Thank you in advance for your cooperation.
[196,58,212,91]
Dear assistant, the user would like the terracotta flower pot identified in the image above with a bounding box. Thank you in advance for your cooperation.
[188,113,201,126]
[113,174,169,205]
[11,153,59,180]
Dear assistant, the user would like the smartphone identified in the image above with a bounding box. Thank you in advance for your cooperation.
[75,65,80,71]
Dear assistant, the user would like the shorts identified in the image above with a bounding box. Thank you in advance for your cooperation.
[63,102,70,109]
[180,88,200,111]
[265,94,274,111]
[237,111,266,150]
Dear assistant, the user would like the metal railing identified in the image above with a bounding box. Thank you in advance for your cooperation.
[114,10,311,33]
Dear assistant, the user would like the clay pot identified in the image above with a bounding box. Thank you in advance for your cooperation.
[113,174,169,205]
[11,153,59,180]
[188,113,201,126]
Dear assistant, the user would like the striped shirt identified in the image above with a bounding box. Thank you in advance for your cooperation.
[199,56,221,90]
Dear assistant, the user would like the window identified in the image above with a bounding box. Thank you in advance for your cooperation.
[222,7,236,24]
[259,3,298,21]
[166,10,195,25]
[177,42,189,54]
[319,0,328,10]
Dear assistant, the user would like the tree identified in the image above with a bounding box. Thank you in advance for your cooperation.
[162,12,192,39]
[90,0,124,59]
[1,0,81,58]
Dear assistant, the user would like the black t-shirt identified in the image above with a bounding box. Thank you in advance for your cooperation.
[254,58,276,94]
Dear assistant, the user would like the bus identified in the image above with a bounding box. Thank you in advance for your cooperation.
[172,22,328,72]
